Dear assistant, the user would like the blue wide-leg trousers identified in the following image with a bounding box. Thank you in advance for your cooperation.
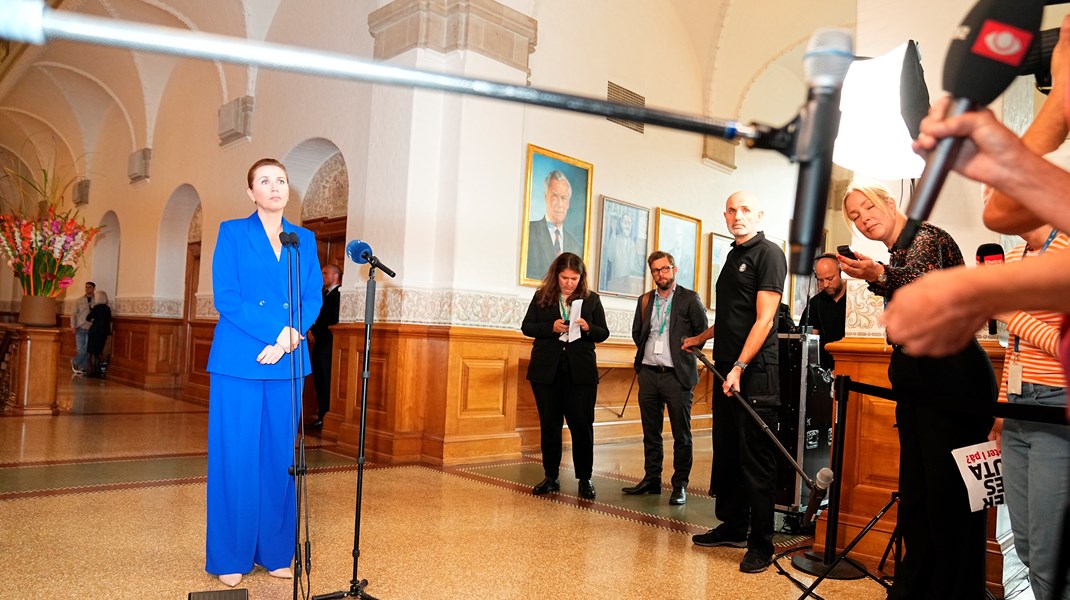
[206,373,298,575]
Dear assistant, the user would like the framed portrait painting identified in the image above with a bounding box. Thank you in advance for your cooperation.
[654,208,701,293]
[519,144,593,286]
[706,232,734,309]
[598,196,650,298]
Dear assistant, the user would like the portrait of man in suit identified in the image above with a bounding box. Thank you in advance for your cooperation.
[521,145,591,284]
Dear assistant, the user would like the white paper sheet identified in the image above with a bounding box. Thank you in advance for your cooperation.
[951,440,1004,512]
[558,299,583,343]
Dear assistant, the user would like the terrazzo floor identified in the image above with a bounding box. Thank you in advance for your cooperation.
[1,372,900,599]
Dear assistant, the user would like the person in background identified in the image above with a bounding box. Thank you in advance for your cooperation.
[800,253,846,369]
[521,252,609,500]
[624,250,708,506]
[308,263,341,429]
[836,181,995,599]
[204,158,323,587]
[84,290,111,378]
[990,225,1070,600]
[71,281,95,375]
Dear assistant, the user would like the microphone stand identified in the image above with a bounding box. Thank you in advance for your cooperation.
[281,232,312,600]
[314,253,395,600]
[685,347,820,499]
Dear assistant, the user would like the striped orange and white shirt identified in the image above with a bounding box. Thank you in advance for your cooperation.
[998,231,1069,402]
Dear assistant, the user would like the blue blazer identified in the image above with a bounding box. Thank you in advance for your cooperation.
[207,212,323,380]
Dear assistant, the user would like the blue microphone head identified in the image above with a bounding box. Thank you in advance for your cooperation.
[346,239,372,264]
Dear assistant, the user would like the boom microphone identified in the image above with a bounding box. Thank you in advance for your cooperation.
[976,243,1004,334]
[788,28,853,275]
[896,0,1045,250]
[802,467,835,526]
[345,239,397,278]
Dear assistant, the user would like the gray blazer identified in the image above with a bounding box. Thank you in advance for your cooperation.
[631,285,709,388]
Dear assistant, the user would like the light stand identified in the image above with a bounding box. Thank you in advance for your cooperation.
[314,250,395,600]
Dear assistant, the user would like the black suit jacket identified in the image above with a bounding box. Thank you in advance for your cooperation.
[631,286,709,388]
[522,292,609,385]
[526,217,582,280]
[310,286,340,348]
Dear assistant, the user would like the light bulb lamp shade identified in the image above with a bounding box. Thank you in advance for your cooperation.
[833,41,930,181]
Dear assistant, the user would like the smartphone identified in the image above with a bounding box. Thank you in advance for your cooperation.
[836,244,858,260]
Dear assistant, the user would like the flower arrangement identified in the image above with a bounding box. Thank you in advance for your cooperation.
[0,207,100,297]
[0,157,101,298]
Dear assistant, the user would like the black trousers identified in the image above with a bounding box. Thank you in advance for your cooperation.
[530,359,596,480]
[637,367,694,489]
[311,342,333,420]
[711,361,780,556]
[887,342,995,600]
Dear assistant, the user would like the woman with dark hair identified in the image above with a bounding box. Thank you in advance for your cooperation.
[838,181,995,600]
[521,252,609,500]
[204,158,323,587]
[85,290,111,378]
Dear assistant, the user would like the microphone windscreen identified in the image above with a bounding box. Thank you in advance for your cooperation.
[943,0,1044,105]
[815,467,835,490]
[346,239,372,265]
[976,242,1005,264]
[804,28,854,89]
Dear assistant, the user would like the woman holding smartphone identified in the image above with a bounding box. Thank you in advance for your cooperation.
[521,252,609,500]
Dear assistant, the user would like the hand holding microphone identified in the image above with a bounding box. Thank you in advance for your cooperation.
[898,0,1045,250]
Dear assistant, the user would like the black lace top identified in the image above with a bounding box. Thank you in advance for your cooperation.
[867,222,964,299]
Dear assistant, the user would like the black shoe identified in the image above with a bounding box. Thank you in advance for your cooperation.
[692,527,747,548]
[578,479,596,500]
[739,549,772,573]
[532,477,560,495]
[669,488,686,505]
[309,419,324,429]
[621,480,662,495]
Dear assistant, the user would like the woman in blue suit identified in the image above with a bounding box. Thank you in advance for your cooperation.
[205,158,323,587]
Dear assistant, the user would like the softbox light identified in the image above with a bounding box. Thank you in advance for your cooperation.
[833,41,930,180]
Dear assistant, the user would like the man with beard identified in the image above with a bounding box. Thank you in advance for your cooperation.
[801,253,847,369]
[623,250,708,505]
[683,191,787,574]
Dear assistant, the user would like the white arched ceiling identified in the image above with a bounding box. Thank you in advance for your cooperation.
[282,138,344,224]
[154,183,201,300]
[0,110,81,176]
[92,210,122,302]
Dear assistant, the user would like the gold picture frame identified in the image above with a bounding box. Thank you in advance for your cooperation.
[519,144,593,286]
[654,207,702,293]
[706,232,734,309]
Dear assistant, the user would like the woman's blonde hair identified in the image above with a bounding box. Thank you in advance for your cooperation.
[840,181,898,229]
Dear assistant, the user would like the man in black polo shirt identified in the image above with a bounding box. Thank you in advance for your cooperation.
[683,190,786,574]
[800,253,846,369]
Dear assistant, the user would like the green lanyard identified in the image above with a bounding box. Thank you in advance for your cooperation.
[560,296,569,321]
[654,293,673,336]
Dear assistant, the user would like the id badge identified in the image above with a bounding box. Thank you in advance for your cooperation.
[654,339,665,355]
[1007,361,1023,396]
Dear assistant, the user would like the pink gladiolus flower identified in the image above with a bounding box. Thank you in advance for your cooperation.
[58,277,73,288]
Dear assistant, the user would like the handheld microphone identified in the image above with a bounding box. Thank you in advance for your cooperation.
[788,28,853,275]
[345,239,397,278]
[802,467,835,526]
[976,243,1004,334]
[896,0,1045,250]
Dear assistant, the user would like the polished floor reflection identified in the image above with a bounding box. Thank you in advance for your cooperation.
[0,372,893,599]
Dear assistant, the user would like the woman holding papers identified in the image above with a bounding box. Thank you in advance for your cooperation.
[522,252,609,500]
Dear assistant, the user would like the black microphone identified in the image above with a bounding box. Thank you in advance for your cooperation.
[787,28,853,275]
[976,243,1005,334]
[896,0,1045,250]
[345,239,397,278]
[802,467,834,526]
[278,232,299,248]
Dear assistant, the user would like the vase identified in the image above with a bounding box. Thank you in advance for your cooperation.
[19,295,58,327]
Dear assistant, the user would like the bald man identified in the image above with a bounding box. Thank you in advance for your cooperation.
[682,191,787,574]
[801,253,846,369]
